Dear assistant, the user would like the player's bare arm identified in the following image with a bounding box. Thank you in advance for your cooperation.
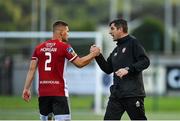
[72,47,100,68]
[22,60,37,102]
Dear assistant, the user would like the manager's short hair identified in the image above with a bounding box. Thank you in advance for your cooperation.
[109,18,128,33]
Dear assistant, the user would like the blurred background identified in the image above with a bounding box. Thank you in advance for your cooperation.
[0,0,180,120]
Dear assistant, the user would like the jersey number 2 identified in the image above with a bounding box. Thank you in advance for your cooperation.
[45,52,51,71]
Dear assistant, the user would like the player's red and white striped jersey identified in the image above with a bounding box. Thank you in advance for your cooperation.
[31,39,78,97]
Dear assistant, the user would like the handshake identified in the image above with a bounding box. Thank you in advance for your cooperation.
[90,44,101,57]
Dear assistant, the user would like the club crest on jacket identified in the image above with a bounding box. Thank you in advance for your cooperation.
[122,47,126,53]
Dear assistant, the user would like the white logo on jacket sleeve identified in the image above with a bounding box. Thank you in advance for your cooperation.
[114,52,117,56]
[136,100,140,107]
[122,47,126,53]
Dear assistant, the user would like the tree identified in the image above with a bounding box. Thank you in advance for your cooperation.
[132,16,164,53]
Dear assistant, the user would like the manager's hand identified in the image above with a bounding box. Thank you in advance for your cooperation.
[90,45,100,56]
[115,68,128,78]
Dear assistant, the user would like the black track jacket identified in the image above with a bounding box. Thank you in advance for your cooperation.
[95,35,150,98]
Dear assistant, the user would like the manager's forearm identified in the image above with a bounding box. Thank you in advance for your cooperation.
[130,56,150,73]
[95,54,113,74]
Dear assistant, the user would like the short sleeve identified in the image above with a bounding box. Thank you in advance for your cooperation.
[31,47,38,61]
[64,44,78,62]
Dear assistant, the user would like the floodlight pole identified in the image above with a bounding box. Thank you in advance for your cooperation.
[175,1,180,53]
[123,0,131,22]
[31,0,38,51]
[164,0,173,54]
[94,33,103,115]
[40,0,46,32]
[31,0,38,50]
[109,0,117,21]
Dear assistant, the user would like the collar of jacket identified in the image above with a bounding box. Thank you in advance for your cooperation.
[116,35,130,46]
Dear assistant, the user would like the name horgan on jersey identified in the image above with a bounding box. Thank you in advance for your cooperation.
[40,47,57,52]
[40,42,57,52]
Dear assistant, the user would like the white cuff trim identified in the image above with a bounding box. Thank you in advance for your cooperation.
[69,55,77,62]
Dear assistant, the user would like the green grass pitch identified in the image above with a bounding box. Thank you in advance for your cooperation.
[0,95,180,120]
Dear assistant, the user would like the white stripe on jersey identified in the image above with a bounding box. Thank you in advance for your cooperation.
[64,59,69,97]
[32,56,38,61]
[69,54,77,62]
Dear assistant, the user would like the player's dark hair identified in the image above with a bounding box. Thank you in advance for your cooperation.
[109,18,128,33]
[53,20,68,32]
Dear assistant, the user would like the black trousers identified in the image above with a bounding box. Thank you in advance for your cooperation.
[104,96,147,120]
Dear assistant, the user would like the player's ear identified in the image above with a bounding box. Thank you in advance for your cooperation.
[58,31,63,37]
[61,31,66,37]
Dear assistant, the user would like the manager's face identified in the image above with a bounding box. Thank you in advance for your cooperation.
[109,23,122,41]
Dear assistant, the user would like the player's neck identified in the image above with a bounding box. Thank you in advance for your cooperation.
[52,35,62,42]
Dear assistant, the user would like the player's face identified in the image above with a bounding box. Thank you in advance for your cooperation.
[61,26,69,42]
[109,23,122,41]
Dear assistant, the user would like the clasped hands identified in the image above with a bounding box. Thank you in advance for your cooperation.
[90,44,101,57]
[90,44,128,78]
